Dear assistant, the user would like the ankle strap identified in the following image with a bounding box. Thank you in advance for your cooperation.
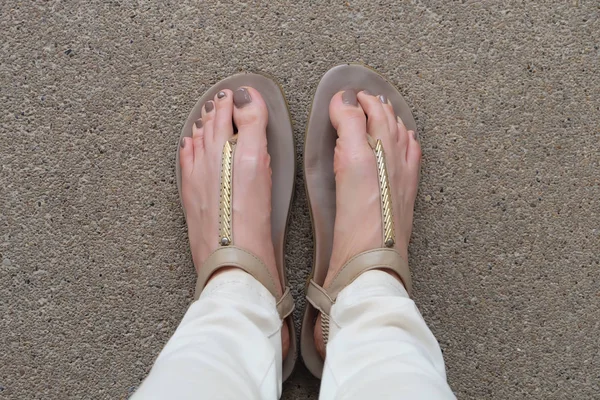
[306,248,411,317]
[196,246,294,319]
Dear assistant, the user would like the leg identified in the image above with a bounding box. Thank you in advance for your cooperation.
[134,87,289,399]
[133,270,282,400]
[315,90,454,399]
[319,270,454,399]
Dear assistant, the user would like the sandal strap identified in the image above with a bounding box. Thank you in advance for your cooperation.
[193,137,294,320]
[306,137,412,317]
[277,287,295,319]
[306,279,335,315]
[306,248,411,317]
[195,246,294,320]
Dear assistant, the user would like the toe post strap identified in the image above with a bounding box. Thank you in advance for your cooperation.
[305,136,413,346]
[193,137,294,320]
[193,138,294,321]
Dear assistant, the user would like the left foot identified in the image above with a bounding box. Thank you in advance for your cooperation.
[179,86,289,358]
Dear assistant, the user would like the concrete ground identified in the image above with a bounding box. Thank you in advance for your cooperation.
[1,1,598,399]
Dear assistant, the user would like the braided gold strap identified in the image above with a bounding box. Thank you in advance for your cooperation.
[219,137,237,246]
[374,139,395,248]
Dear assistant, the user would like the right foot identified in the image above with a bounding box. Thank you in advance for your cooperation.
[314,89,422,357]
[179,86,289,358]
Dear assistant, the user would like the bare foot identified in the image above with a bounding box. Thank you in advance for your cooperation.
[314,89,422,357]
[179,87,289,358]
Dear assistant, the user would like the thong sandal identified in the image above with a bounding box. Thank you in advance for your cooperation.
[300,64,418,378]
[176,72,298,381]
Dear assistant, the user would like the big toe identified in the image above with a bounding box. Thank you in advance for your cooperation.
[329,90,369,146]
[232,86,269,150]
[329,90,375,175]
[357,90,397,150]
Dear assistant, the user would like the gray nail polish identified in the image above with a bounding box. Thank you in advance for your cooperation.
[217,91,226,99]
[180,137,186,148]
[378,94,388,104]
[233,88,252,108]
[194,119,203,129]
[205,101,214,112]
[342,90,358,106]
[362,89,372,95]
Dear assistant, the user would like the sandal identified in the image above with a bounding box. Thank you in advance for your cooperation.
[300,64,418,378]
[176,72,298,381]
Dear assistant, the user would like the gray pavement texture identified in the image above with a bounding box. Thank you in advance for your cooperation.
[1,0,599,399]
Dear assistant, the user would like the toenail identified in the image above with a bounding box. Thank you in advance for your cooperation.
[361,89,372,95]
[378,94,388,104]
[233,88,252,108]
[217,91,226,99]
[195,119,203,129]
[180,137,186,148]
[342,90,358,106]
[205,101,214,112]
[410,130,418,140]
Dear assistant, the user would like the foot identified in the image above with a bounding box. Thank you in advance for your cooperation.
[179,87,289,358]
[314,90,422,358]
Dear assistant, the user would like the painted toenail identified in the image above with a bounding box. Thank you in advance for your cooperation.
[411,130,418,140]
[233,88,252,108]
[205,101,214,112]
[362,89,372,95]
[342,90,358,106]
[378,94,388,104]
[195,119,203,128]
[217,91,226,99]
[180,137,186,148]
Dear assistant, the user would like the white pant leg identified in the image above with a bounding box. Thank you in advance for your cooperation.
[320,270,455,400]
[132,269,282,400]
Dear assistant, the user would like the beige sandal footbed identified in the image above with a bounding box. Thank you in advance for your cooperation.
[301,63,418,379]
[176,72,297,382]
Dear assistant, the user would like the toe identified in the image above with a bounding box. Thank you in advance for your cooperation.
[406,128,422,168]
[192,118,203,138]
[379,95,399,141]
[232,87,268,149]
[357,91,394,149]
[192,118,204,149]
[212,89,235,145]
[202,100,216,141]
[179,137,194,175]
[396,115,410,157]
[329,90,368,147]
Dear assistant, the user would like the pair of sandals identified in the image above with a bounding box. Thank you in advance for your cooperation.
[175,64,418,381]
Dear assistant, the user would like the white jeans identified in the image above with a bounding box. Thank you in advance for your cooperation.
[133,269,455,399]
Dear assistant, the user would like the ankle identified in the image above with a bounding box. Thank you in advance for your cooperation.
[374,268,407,289]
